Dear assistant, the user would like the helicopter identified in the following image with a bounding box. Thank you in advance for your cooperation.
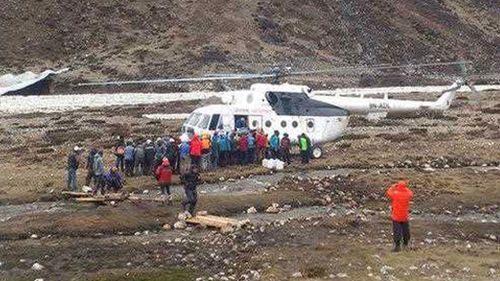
[78,60,477,158]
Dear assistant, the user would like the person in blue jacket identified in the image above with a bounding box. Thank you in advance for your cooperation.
[124,141,135,177]
[269,130,280,159]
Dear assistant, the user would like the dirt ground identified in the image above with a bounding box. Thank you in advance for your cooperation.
[0,91,499,280]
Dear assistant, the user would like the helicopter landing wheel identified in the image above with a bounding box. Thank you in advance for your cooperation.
[311,145,323,159]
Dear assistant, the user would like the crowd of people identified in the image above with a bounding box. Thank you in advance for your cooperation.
[67,128,314,215]
[67,129,415,252]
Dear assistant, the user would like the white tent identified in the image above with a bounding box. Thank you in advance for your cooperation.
[0,68,68,96]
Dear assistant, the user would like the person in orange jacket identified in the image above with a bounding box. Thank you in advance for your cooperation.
[155,158,172,196]
[386,180,413,252]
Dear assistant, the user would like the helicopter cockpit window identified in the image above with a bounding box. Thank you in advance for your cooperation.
[186,112,202,126]
[198,114,211,129]
[209,114,220,130]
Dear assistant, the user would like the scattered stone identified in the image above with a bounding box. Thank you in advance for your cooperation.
[291,272,303,278]
[197,210,208,216]
[30,234,39,239]
[337,273,348,278]
[174,220,187,229]
[31,262,45,271]
[380,265,394,275]
[143,189,149,194]
[265,203,280,214]
[409,266,418,271]
[162,224,172,231]
[220,225,234,234]
[247,207,257,214]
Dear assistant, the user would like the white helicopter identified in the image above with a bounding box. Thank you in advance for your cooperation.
[78,61,475,158]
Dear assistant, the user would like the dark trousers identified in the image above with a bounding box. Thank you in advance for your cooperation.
[125,159,134,176]
[191,155,201,167]
[182,187,198,215]
[239,150,248,165]
[220,151,229,167]
[393,221,411,247]
[94,175,105,195]
[300,150,310,164]
[115,155,124,171]
[160,183,171,195]
[271,149,280,159]
[85,169,95,187]
[282,149,291,164]
[144,159,153,176]
[248,148,255,164]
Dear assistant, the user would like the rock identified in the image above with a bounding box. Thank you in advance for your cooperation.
[220,225,234,234]
[0,261,3,268]
[134,231,141,236]
[126,262,132,266]
[291,272,303,278]
[162,224,172,231]
[380,265,394,275]
[489,268,496,275]
[265,203,280,214]
[409,266,418,271]
[31,262,45,271]
[143,189,149,194]
[197,210,208,216]
[34,279,44,281]
[337,273,348,278]
[247,207,257,214]
[174,221,187,229]
[82,186,93,193]
[30,234,39,239]
[178,212,188,221]
[110,201,117,206]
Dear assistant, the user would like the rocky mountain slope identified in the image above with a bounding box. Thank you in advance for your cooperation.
[0,0,499,87]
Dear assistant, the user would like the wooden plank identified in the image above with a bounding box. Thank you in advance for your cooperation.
[128,196,168,203]
[75,197,105,203]
[202,215,240,225]
[186,215,240,228]
[62,191,92,197]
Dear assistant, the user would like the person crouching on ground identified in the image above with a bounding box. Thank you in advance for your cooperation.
[386,180,414,252]
[180,165,200,216]
[104,166,124,193]
[155,158,172,197]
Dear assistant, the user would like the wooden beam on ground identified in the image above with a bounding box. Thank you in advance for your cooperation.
[186,215,241,228]
[62,191,92,197]
[128,196,169,203]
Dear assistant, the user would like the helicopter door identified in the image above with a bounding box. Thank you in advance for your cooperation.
[220,114,234,132]
[248,115,263,130]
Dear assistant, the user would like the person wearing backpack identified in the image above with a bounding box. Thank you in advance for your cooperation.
[134,143,145,176]
[144,139,155,176]
[93,150,105,195]
[155,158,173,197]
[124,141,135,177]
[113,136,125,172]
[181,165,200,216]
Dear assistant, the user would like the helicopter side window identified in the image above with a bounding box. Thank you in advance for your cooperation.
[292,121,298,128]
[187,112,202,126]
[209,114,220,130]
[198,114,211,129]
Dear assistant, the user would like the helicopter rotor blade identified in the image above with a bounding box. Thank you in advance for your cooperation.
[77,73,276,87]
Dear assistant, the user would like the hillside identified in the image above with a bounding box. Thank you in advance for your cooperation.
[0,0,499,88]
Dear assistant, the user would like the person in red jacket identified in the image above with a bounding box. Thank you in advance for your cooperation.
[238,133,249,165]
[190,133,202,167]
[255,130,267,162]
[155,158,172,196]
[386,180,413,252]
